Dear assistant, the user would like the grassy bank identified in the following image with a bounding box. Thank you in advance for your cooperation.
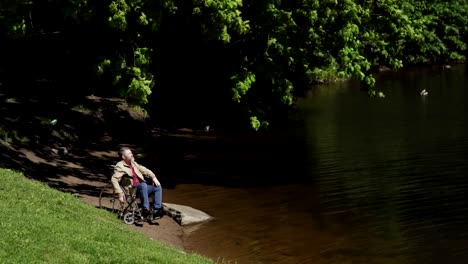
[0,168,212,264]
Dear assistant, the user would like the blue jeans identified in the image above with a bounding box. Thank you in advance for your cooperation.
[134,182,162,210]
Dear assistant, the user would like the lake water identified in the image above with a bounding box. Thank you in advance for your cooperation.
[164,64,468,264]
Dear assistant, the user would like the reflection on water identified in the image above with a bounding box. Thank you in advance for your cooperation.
[166,65,468,263]
[302,64,468,264]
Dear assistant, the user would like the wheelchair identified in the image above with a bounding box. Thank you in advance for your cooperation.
[98,183,149,225]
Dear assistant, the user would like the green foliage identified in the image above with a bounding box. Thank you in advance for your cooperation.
[97,46,154,105]
[400,0,468,64]
[249,116,269,131]
[108,0,131,30]
[231,69,256,103]
[1,0,467,129]
[193,0,250,43]
[0,1,26,37]
[226,0,468,126]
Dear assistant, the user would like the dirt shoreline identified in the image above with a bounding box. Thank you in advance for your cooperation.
[79,194,189,252]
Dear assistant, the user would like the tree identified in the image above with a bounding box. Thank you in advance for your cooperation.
[1,0,467,130]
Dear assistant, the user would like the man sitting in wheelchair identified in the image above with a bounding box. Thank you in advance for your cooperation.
[111,147,165,220]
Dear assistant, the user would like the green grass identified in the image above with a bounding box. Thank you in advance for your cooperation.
[0,128,29,145]
[0,168,213,264]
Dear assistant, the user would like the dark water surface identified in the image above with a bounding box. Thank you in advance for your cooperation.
[165,65,468,264]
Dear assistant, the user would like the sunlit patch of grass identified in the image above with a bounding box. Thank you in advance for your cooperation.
[71,104,93,115]
[0,127,13,144]
[0,128,29,145]
[50,129,78,141]
[118,103,149,120]
[71,104,104,120]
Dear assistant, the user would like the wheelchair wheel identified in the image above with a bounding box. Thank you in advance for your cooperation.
[123,212,135,225]
[98,187,118,213]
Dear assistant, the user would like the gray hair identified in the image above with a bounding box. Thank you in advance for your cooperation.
[119,147,131,157]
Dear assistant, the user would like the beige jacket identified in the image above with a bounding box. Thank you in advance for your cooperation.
[111,160,157,199]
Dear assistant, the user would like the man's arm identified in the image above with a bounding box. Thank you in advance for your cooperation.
[136,163,161,186]
[111,165,126,200]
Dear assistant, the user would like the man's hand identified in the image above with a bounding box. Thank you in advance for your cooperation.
[152,177,161,186]
[118,195,125,204]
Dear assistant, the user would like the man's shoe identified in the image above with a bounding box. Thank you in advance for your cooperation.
[141,208,150,218]
[153,208,165,220]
